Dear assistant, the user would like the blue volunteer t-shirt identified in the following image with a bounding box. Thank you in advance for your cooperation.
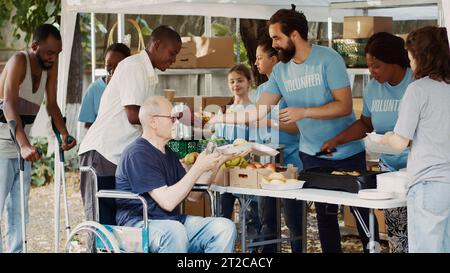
[115,137,187,226]
[264,44,364,160]
[78,77,107,123]
[362,68,414,171]
[254,82,302,169]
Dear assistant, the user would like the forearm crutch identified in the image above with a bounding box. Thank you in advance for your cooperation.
[8,120,27,253]
[52,118,74,253]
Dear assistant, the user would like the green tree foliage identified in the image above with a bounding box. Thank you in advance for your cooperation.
[0,1,61,45]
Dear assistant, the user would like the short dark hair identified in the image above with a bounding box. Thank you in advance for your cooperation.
[268,4,308,41]
[365,32,409,68]
[406,26,450,84]
[32,24,61,43]
[257,32,278,58]
[149,25,181,44]
[105,43,131,58]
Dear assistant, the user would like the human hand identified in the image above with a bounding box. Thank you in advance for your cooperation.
[61,134,77,151]
[21,144,42,161]
[320,138,339,156]
[279,107,306,123]
[193,151,222,172]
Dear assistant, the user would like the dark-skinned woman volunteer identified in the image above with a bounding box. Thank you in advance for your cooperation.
[321,32,414,253]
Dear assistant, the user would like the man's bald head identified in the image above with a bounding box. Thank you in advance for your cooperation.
[139,96,173,127]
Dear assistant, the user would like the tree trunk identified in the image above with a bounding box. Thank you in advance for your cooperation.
[67,14,82,104]
[239,19,268,86]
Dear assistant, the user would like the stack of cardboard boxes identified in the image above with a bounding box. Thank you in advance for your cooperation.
[171,36,235,69]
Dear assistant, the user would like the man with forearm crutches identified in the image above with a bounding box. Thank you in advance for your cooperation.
[0,24,76,253]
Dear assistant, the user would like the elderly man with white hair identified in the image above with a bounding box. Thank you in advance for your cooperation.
[115,96,240,253]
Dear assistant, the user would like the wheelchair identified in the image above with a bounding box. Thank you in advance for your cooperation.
[65,166,216,253]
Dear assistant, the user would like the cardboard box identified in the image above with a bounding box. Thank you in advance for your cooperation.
[172,96,203,112]
[171,53,197,68]
[343,16,393,39]
[183,193,212,217]
[193,37,235,68]
[229,165,298,189]
[203,96,233,111]
[170,37,235,68]
[213,167,230,186]
[343,206,387,234]
[170,39,198,68]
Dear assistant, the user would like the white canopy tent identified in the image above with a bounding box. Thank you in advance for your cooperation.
[50,0,449,252]
[58,0,447,114]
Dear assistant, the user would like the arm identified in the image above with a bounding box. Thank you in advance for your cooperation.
[380,132,409,151]
[267,119,299,134]
[45,60,76,151]
[208,92,281,125]
[320,115,373,153]
[3,54,40,161]
[279,86,353,123]
[124,105,141,125]
[149,152,221,212]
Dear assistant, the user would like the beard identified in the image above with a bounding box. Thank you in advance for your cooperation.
[36,52,52,70]
[277,39,296,63]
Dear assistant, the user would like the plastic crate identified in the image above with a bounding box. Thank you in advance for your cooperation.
[333,38,368,68]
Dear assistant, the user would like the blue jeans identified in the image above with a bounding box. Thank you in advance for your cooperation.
[135,216,237,253]
[407,181,450,253]
[0,158,31,253]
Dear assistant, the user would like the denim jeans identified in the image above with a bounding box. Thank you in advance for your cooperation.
[0,158,31,253]
[407,181,450,253]
[135,215,237,253]
[300,151,380,253]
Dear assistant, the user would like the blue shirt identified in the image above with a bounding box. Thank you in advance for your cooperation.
[78,77,107,123]
[264,44,364,160]
[214,104,251,143]
[362,68,414,171]
[254,82,302,169]
[115,138,187,226]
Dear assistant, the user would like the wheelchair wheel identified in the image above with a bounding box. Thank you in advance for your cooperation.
[65,221,121,253]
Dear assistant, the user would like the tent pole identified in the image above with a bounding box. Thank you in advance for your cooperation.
[204,16,212,96]
[117,14,125,43]
[90,13,96,84]
[236,18,240,64]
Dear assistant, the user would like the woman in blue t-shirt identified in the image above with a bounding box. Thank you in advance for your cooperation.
[214,64,261,238]
[321,32,413,253]
[253,34,305,253]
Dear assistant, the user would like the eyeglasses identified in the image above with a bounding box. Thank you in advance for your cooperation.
[153,112,183,123]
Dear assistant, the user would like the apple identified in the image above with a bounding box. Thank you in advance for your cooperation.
[254,162,263,169]
[264,163,276,172]
[184,152,199,164]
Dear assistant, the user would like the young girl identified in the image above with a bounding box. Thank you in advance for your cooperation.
[381,26,450,252]
[214,65,261,240]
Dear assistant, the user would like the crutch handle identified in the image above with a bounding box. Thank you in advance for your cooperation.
[51,117,74,162]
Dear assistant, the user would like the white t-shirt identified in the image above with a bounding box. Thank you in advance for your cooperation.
[394,76,450,187]
[78,50,158,165]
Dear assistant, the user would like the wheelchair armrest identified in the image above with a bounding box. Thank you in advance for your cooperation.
[96,190,149,227]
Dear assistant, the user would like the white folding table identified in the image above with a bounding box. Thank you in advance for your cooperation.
[210,185,406,253]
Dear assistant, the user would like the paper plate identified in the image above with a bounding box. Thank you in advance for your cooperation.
[260,180,305,191]
[358,189,395,200]
[363,133,404,155]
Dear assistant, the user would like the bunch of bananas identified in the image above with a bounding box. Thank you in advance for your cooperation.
[223,156,248,168]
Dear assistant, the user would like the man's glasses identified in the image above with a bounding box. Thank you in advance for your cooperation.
[153,112,183,123]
